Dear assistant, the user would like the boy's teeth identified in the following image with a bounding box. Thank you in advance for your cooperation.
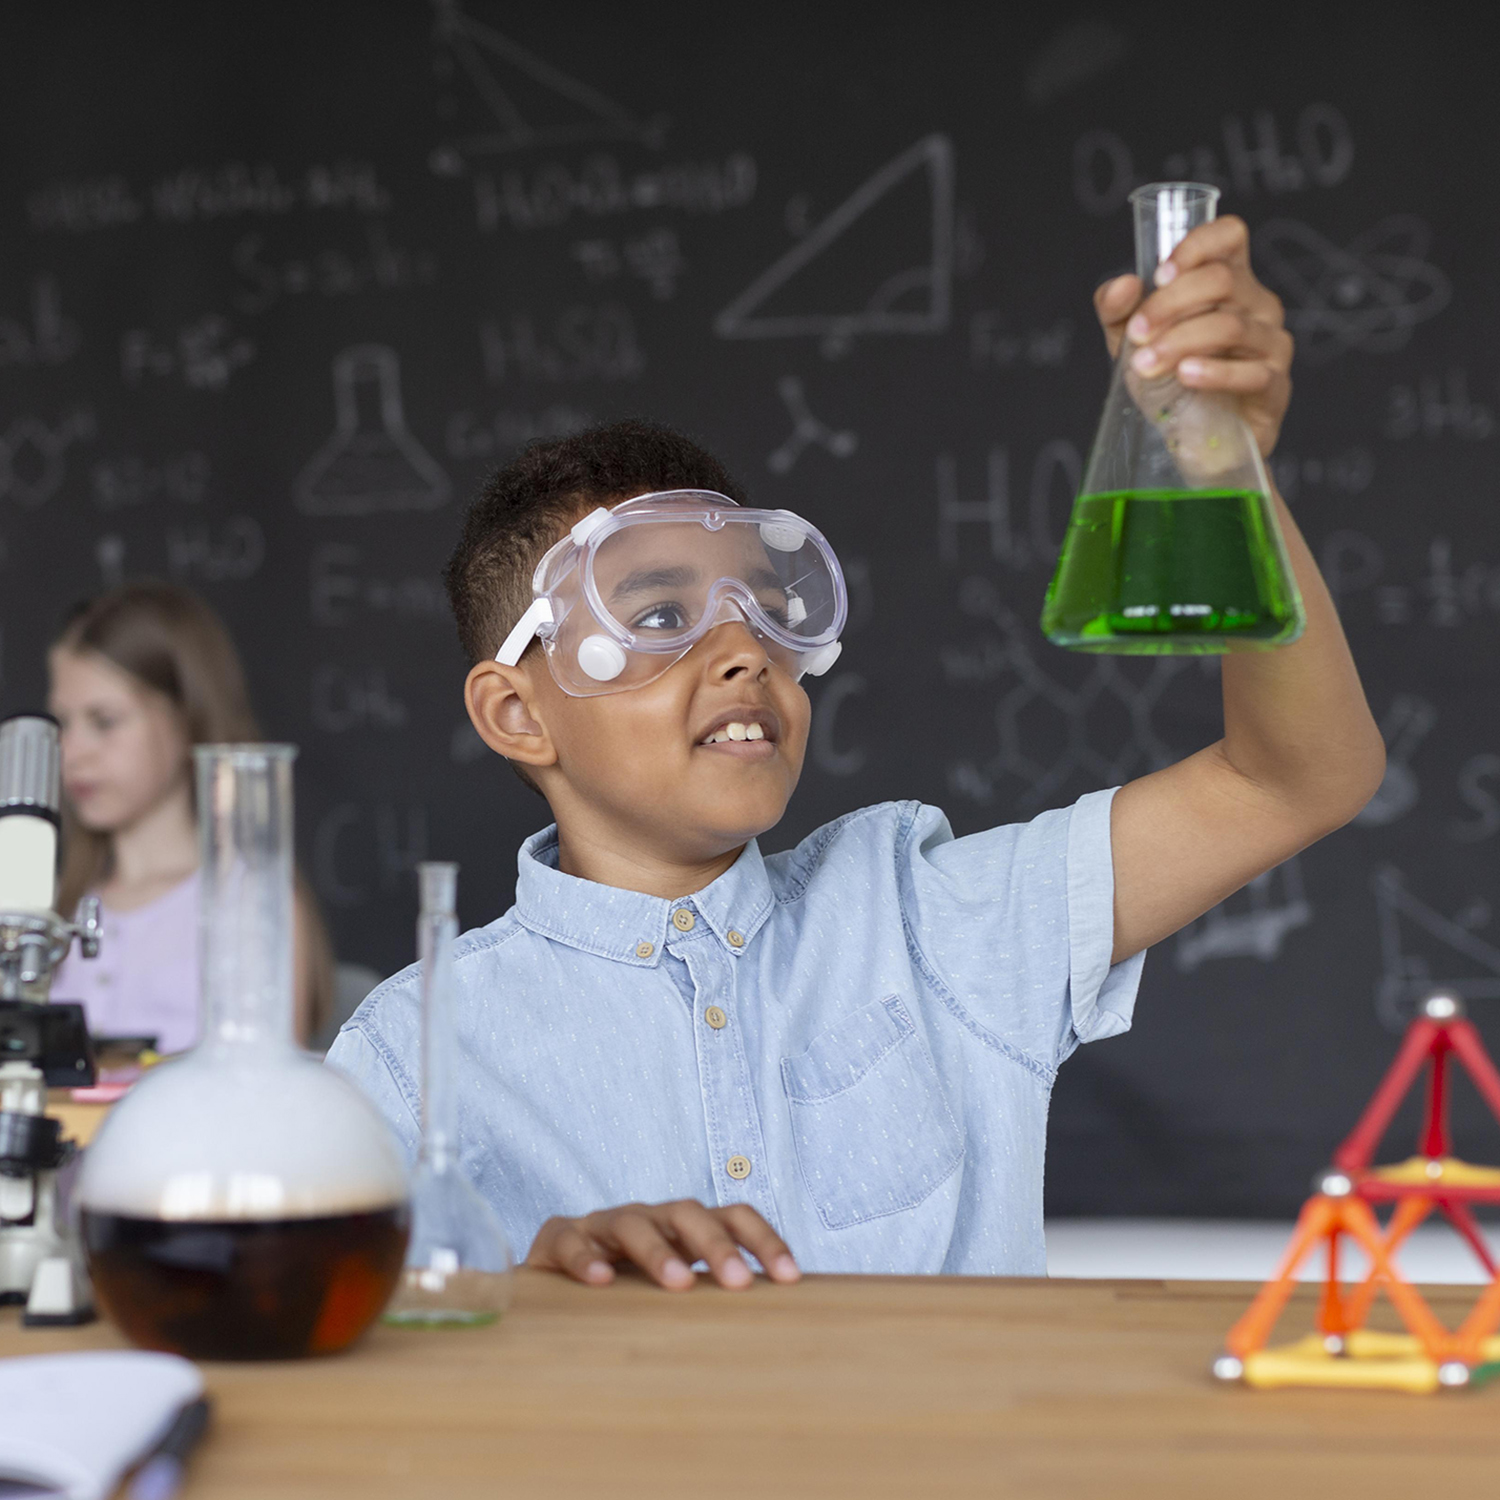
[702,721,766,745]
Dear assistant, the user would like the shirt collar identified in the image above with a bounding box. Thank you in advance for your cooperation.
[513,826,775,967]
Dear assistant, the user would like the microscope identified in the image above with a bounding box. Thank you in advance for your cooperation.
[0,713,99,1325]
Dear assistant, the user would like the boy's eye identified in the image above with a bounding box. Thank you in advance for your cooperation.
[631,601,690,631]
[756,593,791,629]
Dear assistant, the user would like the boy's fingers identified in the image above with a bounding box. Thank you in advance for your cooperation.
[1093,274,1143,357]
[1130,311,1287,379]
[1133,263,1282,342]
[1178,356,1287,397]
[528,1220,615,1284]
[1161,214,1251,272]
[662,1200,755,1288]
[604,1208,696,1289]
[720,1203,801,1282]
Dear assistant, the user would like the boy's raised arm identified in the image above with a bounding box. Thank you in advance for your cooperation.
[1090,217,1386,964]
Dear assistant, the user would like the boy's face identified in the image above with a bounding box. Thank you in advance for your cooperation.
[478,509,817,867]
[530,612,812,864]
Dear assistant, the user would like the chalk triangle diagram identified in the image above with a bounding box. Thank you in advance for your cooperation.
[714,134,954,355]
[1175,857,1311,972]
[1373,865,1500,1028]
[431,0,664,167]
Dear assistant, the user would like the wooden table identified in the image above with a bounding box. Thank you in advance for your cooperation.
[6,1271,1497,1498]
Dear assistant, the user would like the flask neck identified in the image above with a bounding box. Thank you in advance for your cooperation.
[1130,182,1220,284]
[196,745,298,1051]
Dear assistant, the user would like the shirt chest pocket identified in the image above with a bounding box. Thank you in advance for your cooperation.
[780,995,964,1232]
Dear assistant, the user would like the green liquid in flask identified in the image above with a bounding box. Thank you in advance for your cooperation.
[1040,489,1303,655]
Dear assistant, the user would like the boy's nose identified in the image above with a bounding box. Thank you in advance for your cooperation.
[701,619,771,681]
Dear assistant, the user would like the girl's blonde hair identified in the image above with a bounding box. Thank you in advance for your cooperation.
[52,582,334,1036]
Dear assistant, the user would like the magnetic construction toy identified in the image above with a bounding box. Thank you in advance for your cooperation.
[1217,991,1500,1394]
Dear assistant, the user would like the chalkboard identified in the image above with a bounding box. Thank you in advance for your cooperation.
[3,2,1497,1217]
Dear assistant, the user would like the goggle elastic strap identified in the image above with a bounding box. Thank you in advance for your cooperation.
[495,598,555,667]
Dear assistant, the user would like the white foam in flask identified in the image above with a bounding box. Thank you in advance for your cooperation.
[0,716,61,913]
[75,745,411,1360]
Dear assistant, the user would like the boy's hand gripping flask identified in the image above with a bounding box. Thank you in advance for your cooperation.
[383,862,514,1327]
[1041,182,1305,654]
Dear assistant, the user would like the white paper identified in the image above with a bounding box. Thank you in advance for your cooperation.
[0,1351,203,1500]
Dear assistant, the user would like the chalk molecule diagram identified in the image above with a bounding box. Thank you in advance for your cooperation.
[767,377,858,474]
[1175,859,1312,972]
[714,134,954,358]
[1254,215,1451,363]
[428,0,664,173]
[0,409,95,508]
[294,345,451,517]
[944,576,1189,814]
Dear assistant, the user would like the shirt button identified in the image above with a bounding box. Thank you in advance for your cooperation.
[727,930,745,949]
[726,1155,752,1181]
[635,941,654,959]
[672,908,695,932]
[704,1006,727,1030]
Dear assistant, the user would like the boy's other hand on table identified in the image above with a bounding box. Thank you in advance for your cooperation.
[1093,214,1294,458]
[527,1200,802,1290]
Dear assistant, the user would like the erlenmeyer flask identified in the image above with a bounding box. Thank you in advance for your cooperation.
[384,862,513,1327]
[76,745,410,1360]
[1041,183,1304,654]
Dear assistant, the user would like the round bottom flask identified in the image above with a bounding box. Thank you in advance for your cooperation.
[75,746,410,1360]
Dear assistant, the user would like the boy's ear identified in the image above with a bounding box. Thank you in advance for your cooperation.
[464,659,557,771]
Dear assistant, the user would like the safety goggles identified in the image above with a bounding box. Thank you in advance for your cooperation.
[496,490,847,697]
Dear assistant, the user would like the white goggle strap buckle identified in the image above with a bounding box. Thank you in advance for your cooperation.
[495,598,555,665]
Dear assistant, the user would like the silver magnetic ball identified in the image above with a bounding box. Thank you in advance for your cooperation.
[1316,1169,1354,1198]
[1323,1334,1346,1356]
[1438,1361,1471,1388]
[1421,991,1464,1022]
[1212,1355,1245,1382]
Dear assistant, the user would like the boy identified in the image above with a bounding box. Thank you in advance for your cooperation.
[328,217,1384,1289]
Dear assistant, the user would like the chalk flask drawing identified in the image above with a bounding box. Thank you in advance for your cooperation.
[294,344,450,516]
[1041,183,1304,654]
[384,862,514,1327]
[76,746,411,1360]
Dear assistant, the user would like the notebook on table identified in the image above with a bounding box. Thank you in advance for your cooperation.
[0,1350,203,1500]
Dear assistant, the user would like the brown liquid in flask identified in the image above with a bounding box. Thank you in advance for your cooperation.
[75,746,411,1360]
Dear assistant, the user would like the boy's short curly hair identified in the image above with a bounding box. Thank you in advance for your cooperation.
[444,418,748,665]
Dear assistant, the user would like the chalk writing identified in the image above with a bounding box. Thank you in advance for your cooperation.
[314,802,428,909]
[1269,447,1375,503]
[0,410,95,507]
[92,451,209,510]
[120,316,255,390]
[935,441,1082,570]
[445,404,592,459]
[0,277,80,368]
[295,345,450,516]
[231,225,438,315]
[166,517,265,582]
[714,134,953,357]
[311,666,409,733]
[1073,103,1354,216]
[26,176,143,232]
[479,304,643,382]
[1385,369,1494,441]
[1452,754,1500,844]
[809,673,867,777]
[474,154,753,231]
[1025,19,1129,107]
[570,228,686,299]
[95,535,126,590]
[310,545,449,626]
[969,314,1073,371]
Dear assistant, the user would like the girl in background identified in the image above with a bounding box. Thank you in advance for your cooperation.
[48,582,334,1049]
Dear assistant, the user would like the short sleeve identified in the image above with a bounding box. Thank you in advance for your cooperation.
[897,788,1146,1073]
[325,1023,422,1164]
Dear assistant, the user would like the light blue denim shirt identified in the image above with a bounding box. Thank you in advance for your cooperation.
[327,790,1145,1275]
